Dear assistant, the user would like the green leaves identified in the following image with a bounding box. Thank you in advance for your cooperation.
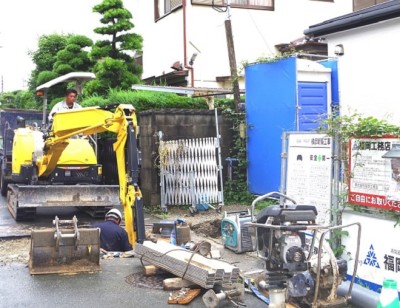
[89,0,142,96]
[318,110,400,224]
[80,89,208,111]
[318,111,400,141]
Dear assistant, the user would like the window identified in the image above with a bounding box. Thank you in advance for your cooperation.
[353,0,388,11]
[165,0,183,13]
[191,0,274,10]
[154,0,183,20]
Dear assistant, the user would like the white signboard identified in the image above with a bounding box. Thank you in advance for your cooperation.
[342,211,400,295]
[349,137,400,212]
[286,133,333,225]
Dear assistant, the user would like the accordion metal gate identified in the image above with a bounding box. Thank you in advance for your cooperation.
[159,137,223,212]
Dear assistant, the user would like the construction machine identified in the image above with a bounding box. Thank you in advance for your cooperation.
[0,108,44,197]
[27,102,145,274]
[2,72,123,220]
[244,192,362,308]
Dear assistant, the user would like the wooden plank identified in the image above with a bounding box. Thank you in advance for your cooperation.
[143,265,168,276]
[163,277,200,291]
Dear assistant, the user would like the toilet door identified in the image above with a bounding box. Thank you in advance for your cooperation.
[298,82,328,131]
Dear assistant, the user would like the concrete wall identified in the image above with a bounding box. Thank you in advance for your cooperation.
[138,109,234,207]
[128,1,352,88]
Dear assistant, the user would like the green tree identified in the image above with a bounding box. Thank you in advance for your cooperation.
[53,35,94,75]
[14,90,36,109]
[87,0,143,95]
[28,34,70,90]
[0,92,16,108]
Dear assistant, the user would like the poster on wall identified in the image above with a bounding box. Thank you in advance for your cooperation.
[342,211,400,294]
[349,137,400,211]
[286,133,333,225]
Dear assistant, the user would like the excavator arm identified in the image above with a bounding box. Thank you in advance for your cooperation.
[38,104,145,245]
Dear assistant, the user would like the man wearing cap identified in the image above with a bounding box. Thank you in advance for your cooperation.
[92,208,133,252]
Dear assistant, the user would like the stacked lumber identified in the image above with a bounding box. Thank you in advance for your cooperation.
[134,241,240,289]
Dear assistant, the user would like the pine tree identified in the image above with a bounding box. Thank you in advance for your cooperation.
[87,0,143,95]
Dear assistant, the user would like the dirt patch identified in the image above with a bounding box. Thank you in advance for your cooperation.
[0,238,30,265]
[191,219,221,238]
[156,204,249,239]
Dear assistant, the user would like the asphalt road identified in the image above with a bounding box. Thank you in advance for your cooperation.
[0,258,268,308]
[0,194,106,238]
[0,196,267,308]
[0,197,370,307]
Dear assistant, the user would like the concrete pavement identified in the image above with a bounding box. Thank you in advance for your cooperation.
[0,257,266,307]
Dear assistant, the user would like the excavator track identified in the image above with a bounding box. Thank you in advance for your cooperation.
[7,184,120,221]
[79,206,113,219]
[7,186,37,221]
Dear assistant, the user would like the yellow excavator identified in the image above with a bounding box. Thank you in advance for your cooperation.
[6,73,145,274]
[5,72,145,246]
[4,73,118,220]
[27,103,145,274]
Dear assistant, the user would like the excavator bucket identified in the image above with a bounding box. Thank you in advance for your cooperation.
[29,216,101,275]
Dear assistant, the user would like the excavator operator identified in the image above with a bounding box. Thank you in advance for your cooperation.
[93,209,133,252]
[48,89,82,121]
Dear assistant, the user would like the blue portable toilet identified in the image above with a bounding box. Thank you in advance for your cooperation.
[245,56,334,195]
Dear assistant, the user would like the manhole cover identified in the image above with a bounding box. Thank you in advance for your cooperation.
[125,272,175,289]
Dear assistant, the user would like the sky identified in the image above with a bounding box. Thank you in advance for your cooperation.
[0,0,102,92]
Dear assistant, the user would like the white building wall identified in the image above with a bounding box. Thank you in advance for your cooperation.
[129,0,352,88]
[324,19,400,123]
[128,2,184,79]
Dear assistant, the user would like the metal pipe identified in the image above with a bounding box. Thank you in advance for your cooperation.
[280,132,288,198]
[182,0,194,86]
[89,134,98,158]
[215,108,224,206]
[250,191,297,221]
[42,91,48,128]
[312,222,361,306]
[337,280,379,308]
[331,133,340,250]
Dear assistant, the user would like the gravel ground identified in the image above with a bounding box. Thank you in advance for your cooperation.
[0,238,30,266]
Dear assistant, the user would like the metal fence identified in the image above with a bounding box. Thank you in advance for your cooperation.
[159,137,222,211]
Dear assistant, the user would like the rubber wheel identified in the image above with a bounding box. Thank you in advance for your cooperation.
[0,170,9,197]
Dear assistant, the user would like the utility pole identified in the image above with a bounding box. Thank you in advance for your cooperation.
[224,1,241,111]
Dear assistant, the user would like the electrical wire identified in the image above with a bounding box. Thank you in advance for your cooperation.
[246,9,273,54]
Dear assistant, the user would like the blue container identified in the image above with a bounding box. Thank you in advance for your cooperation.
[245,57,337,194]
[245,57,297,194]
